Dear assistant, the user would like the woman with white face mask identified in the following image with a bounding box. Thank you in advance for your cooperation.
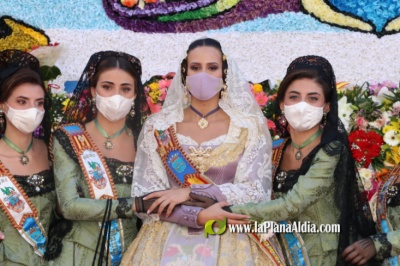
[49,51,152,265]
[0,50,55,265]
[198,56,377,265]
[121,38,283,265]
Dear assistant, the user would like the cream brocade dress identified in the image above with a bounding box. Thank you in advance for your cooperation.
[122,123,277,266]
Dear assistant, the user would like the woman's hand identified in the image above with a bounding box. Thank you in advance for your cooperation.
[0,231,4,242]
[197,202,250,226]
[145,187,191,217]
[342,238,376,265]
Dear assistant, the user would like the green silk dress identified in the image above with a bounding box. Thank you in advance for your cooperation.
[50,128,138,265]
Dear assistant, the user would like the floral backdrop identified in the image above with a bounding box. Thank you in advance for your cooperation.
[1,0,400,220]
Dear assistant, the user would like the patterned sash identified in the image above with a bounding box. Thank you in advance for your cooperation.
[0,162,47,256]
[377,166,400,266]
[271,138,310,266]
[155,126,285,265]
[60,124,124,265]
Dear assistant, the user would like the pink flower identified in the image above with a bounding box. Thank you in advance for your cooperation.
[159,87,167,101]
[267,119,276,130]
[164,245,180,257]
[159,79,169,89]
[196,245,212,257]
[147,97,162,114]
[254,93,268,106]
[355,116,369,130]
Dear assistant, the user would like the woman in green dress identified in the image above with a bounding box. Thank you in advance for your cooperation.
[198,55,376,265]
[343,164,400,265]
[0,50,55,265]
[50,51,150,265]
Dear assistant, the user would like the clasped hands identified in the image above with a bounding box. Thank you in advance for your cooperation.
[134,187,216,217]
[134,187,250,226]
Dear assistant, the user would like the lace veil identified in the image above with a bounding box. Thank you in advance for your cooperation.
[132,48,273,222]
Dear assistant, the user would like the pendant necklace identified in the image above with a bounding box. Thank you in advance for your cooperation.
[3,135,33,165]
[189,105,220,129]
[94,118,127,150]
[291,129,322,161]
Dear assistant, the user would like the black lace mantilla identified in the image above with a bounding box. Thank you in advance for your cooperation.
[370,233,392,260]
[54,129,134,184]
[14,169,54,197]
[387,183,400,207]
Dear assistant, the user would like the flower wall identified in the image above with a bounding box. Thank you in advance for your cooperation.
[1,0,400,217]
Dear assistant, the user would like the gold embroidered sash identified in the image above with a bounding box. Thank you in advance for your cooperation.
[60,123,124,264]
[0,162,47,256]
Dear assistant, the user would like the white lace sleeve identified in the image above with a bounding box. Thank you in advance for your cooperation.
[131,116,171,223]
[218,125,272,205]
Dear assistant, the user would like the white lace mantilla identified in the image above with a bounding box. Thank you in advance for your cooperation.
[131,58,272,223]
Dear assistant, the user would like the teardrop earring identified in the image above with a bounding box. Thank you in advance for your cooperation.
[220,84,227,99]
[320,112,327,130]
[184,86,191,105]
[91,97,96,113]
[130,102,135,117]
[0,108,4,131]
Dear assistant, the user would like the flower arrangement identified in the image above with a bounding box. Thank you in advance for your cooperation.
[29,43,65,132]
[143,72,175,114]
[337,80,400,219]
[249,80,280,139]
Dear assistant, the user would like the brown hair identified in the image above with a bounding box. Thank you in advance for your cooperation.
[0,68,45,103]
[180,38,228,85]
[89,56,139,91]
[276,68,332,115]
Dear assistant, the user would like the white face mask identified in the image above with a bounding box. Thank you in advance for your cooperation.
[5,104,45,134]
[95,94,134,122]
[284,102,324,132]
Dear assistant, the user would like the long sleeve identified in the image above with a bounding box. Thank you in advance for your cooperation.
[53,135,134,222]
[159,205,204,229]
[370,231,400,260]
[370,204,400,260]
[230,147,340,222]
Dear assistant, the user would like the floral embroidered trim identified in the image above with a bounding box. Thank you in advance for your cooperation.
[59,123,119,200]
[0,162,39,229]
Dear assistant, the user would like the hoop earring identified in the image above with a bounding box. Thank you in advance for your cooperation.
[0,108,4,130]
[130,102,135,117]
[278,110,287,128]
[91,97,96,113]
[320,112,328,130]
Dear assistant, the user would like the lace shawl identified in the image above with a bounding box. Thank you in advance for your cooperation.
[131,59,272,223]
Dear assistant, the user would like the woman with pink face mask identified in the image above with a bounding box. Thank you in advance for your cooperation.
[49,51,152,265]
[0,50,55,265]
[121,38,283,265]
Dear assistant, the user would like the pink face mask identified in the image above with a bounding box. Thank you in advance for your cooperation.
[186,72,223,101]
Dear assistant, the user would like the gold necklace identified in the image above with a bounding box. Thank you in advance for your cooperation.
[189,105,220,129]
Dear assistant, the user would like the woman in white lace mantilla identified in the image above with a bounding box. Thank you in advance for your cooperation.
[122,38,279,265]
